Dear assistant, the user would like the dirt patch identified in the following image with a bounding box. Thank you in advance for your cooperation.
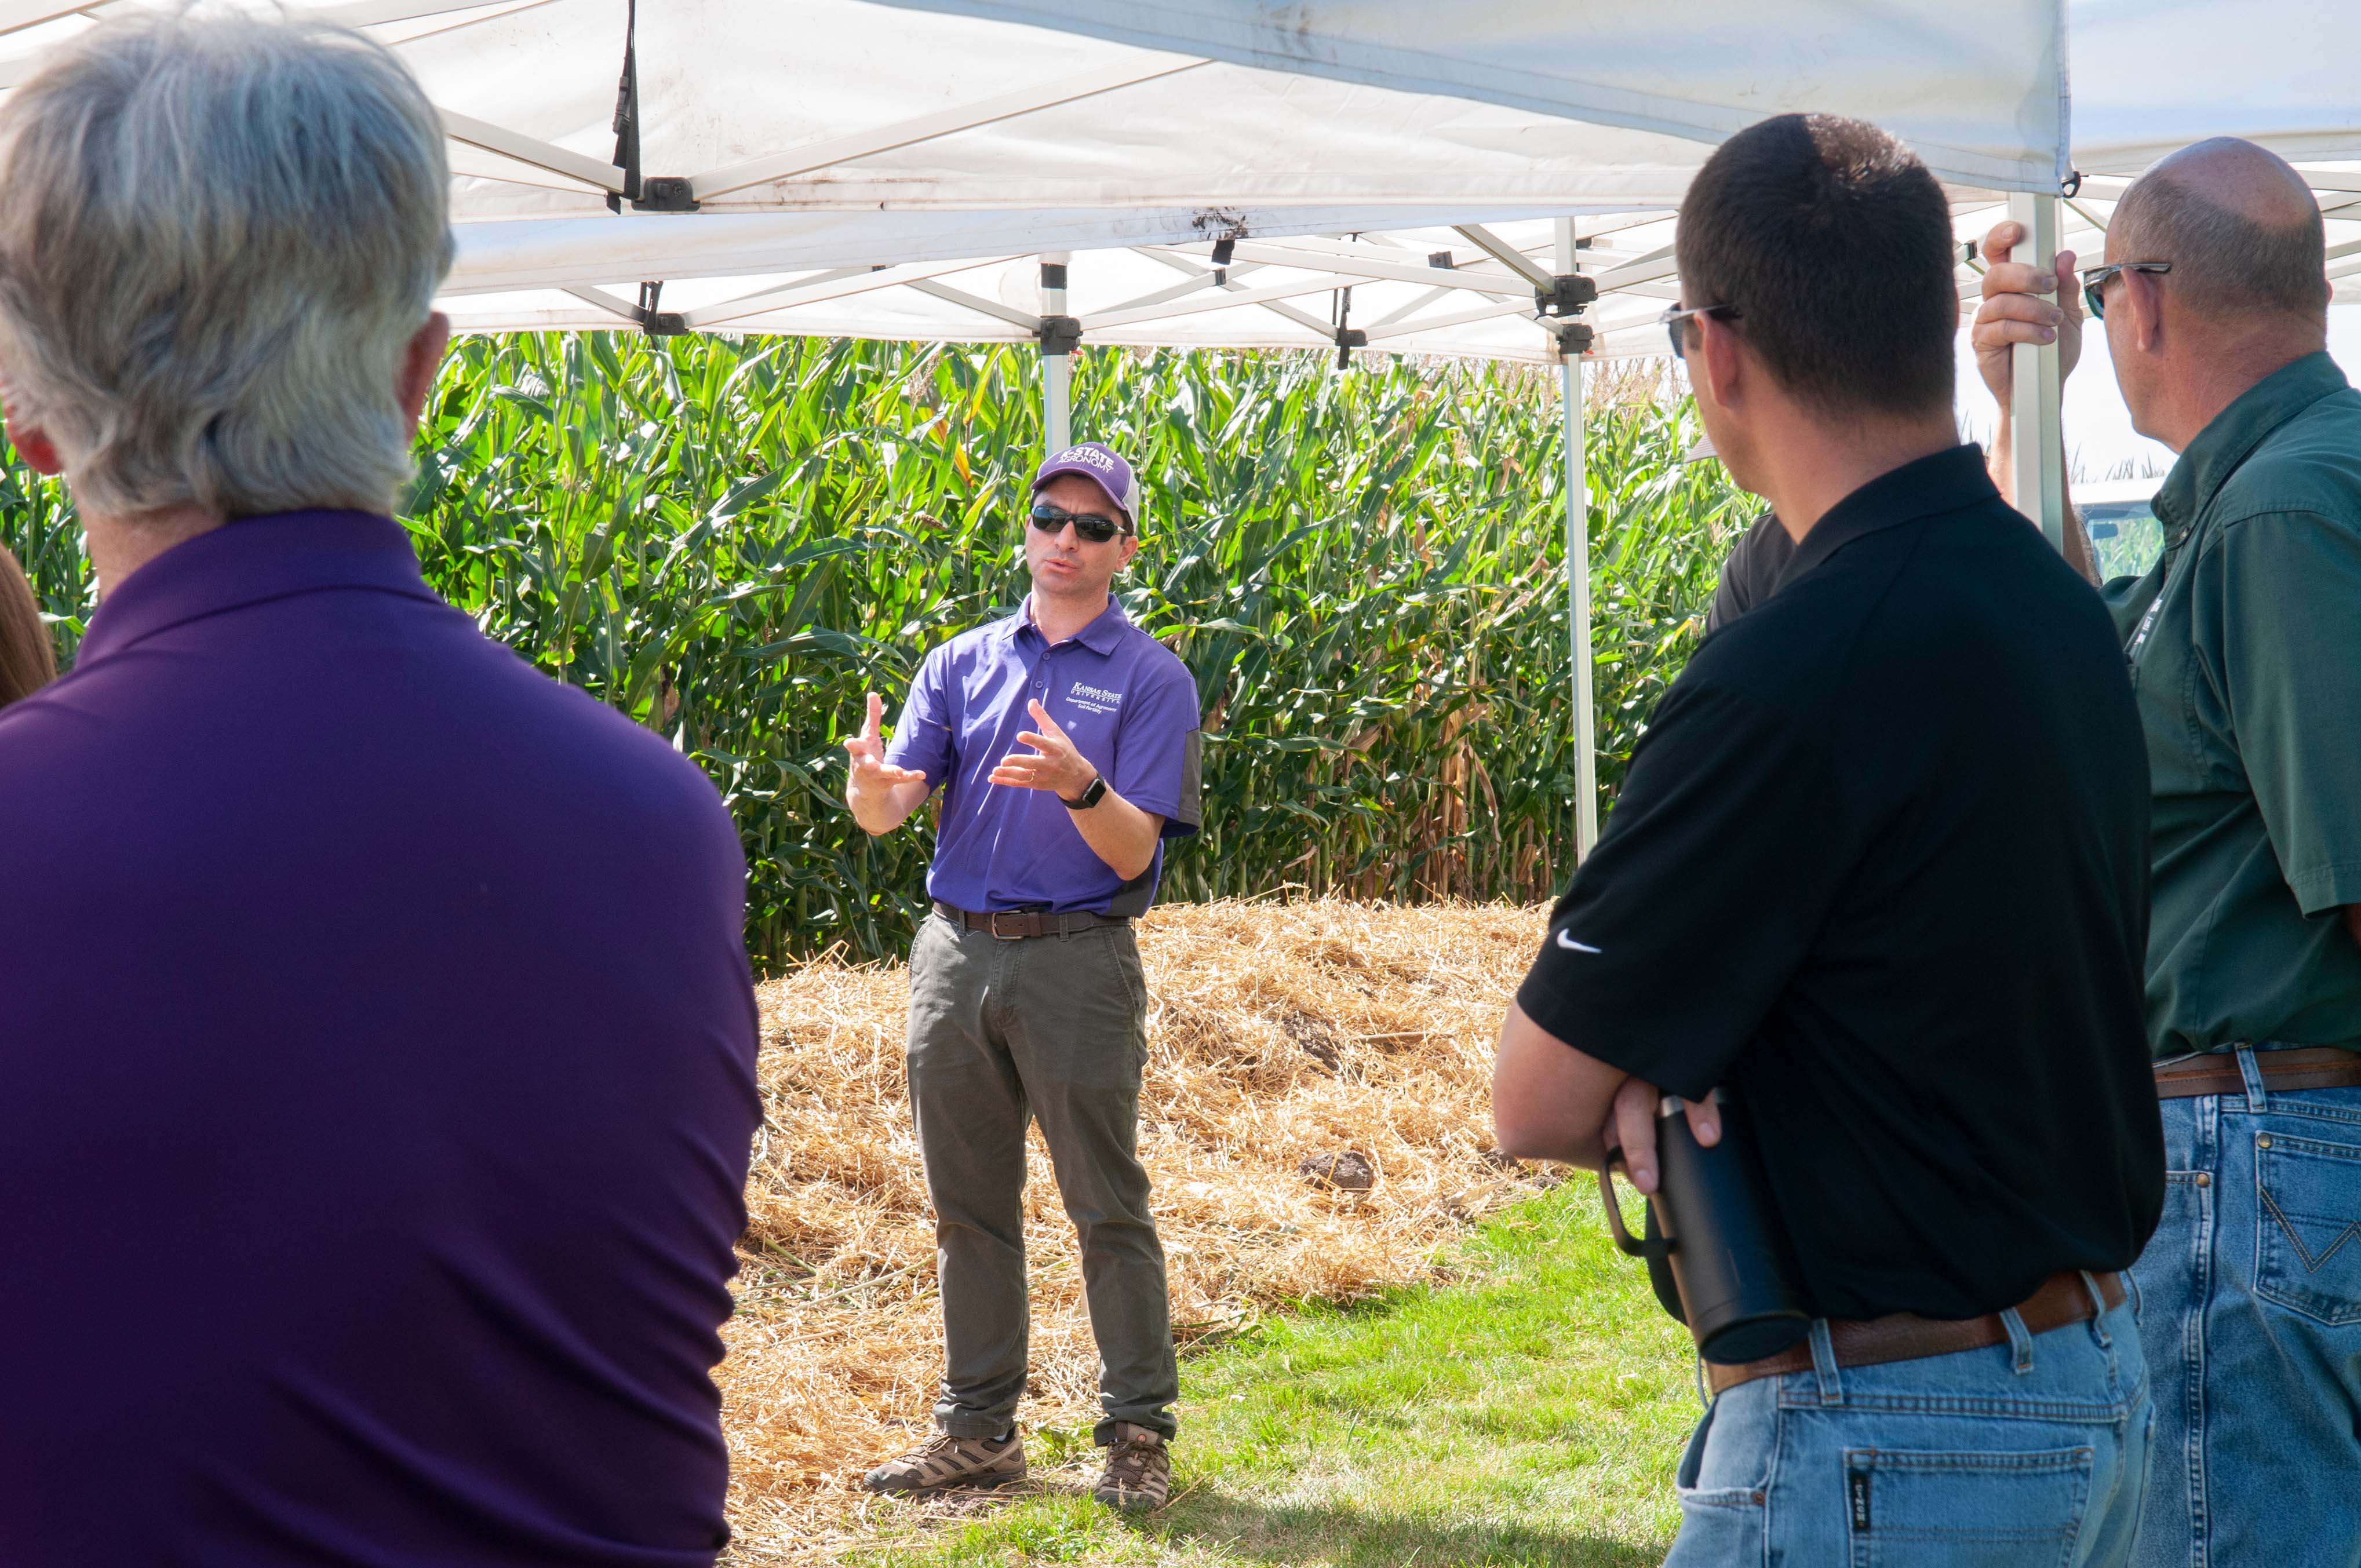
[719,900,1547,1562]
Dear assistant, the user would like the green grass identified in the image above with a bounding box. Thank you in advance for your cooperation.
[859,1181,1695,1567]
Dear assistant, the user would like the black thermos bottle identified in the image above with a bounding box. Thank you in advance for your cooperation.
[1599,1089,1813,1364]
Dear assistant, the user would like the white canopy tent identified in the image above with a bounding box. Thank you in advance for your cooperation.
[2,0,2353,852]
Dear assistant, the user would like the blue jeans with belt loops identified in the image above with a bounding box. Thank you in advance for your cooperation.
[1664,1285,2152,1567]
[2129,1058,2361,1568]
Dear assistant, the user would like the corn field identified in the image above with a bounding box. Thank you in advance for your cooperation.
[2,336,1750,967]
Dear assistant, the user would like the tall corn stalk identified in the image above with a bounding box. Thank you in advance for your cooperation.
[0,334,1750,966]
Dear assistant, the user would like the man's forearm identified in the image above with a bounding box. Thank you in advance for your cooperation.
[847,778,930,836]
[1492,1001,1627,1165]
[1069,785,1161,881]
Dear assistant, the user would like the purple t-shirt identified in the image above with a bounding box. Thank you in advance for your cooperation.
[0,513,760,1565]
[888,598,1201,914]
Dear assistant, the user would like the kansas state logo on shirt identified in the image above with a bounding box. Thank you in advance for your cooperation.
[1068,681,1123,716]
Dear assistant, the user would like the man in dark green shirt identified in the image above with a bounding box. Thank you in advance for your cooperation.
[1977,137,2361,1568]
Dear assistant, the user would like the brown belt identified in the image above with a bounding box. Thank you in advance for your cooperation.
[1706,1270,2126,1395]
[932,901,1130,940]
[2153,1045,2361,1099]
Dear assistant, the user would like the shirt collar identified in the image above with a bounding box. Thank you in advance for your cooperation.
[1774,443,1998,592]
[1010,593,1131,655]
[2151,351,2350,546]
[78,510,440,664]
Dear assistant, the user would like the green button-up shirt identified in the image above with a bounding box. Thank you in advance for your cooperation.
[2104,351,2361,1058]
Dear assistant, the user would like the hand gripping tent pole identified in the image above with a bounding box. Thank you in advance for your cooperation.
[1554,217,1600,860]
[2009,194,2068,549]
[2011,1,2069,552]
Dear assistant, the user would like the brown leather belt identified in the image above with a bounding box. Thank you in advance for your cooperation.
[932,901,1130,940]
[1706,1270,2126,1394]
[2153,1046,2361,1099]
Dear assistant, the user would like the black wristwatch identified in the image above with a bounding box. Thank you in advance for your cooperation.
[1062,774,1108,811]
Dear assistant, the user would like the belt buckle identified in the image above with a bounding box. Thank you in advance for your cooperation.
[986,911,1029,941]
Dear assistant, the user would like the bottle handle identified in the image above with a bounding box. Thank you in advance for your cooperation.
[1598,1147,1673,1263]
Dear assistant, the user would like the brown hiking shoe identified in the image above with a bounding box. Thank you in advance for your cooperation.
[862,1429,1025,1494]
[1092,1424,1171,1512]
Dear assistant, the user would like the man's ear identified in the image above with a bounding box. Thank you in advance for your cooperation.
[1694,313,1747,411]
[1117,533,1140,570]
[0,382,63,476]
[2120,270,2167,356]
[397,311,453,429]
[6,421,61,477]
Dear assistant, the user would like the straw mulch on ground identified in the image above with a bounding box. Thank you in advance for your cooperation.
[717,899,1550,1563]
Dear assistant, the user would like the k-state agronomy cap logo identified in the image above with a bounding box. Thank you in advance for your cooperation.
[1032,440,1138,524]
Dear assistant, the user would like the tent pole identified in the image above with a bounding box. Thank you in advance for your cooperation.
[1556,217,1599,860]
[1040,251,1073,455]
[2007,194,2066,550]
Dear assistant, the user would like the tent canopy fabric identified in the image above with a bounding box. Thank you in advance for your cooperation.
[0,1,2351,358]
[867,0,2075,194]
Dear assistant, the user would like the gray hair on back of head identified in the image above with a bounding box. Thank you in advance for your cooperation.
[2113,168,2329,328]
[0,11,453,521]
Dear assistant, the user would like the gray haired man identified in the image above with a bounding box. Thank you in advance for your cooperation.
[0,16,760,1564]
[1977,139,2361,1568]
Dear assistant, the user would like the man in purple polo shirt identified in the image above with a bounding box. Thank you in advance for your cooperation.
[0,17,759,1565]
[844,442,1201,1511]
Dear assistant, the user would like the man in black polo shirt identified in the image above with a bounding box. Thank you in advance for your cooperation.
[1493,114,2163,1566]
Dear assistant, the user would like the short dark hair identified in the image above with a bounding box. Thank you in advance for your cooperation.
[1675,114,1958,417]
[2113,173,2328,325]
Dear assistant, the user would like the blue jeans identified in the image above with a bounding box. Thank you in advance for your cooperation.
[1666,1290,2152,1566]
[2131,1069,2361,1568]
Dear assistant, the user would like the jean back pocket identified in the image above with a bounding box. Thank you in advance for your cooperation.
[2255,1129,2361,1326]
[1844,1446,2093,1568]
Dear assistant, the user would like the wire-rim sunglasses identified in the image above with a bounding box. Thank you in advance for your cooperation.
[1029,501,1132,544]
[2079,261,2171,321]
[1659,302,1743,361]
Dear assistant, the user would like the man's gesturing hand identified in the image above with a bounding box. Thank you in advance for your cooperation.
[1972,220,2082,413]
[989,699,1099,799]
[1606,1074,1722,1196]
[844,691,926,804]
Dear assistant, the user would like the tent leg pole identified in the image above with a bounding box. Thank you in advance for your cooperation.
[1562,348,1597,862]
[2007,194,2065,550]
[1555,216,1598,862]
[1043,354,1072,454]
[1040,251,1073,456]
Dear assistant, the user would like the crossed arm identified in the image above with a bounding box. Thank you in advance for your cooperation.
[1492,1002,1721,1197]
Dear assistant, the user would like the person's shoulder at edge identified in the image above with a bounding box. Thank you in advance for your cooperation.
[1703,510,1792,635]
[457,628,746,853]
[2207,386,2361,533]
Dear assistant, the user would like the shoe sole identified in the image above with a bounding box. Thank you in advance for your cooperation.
[865,1468,1028,1496]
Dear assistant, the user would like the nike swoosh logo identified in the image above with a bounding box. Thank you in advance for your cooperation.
[1555,931,1601,954]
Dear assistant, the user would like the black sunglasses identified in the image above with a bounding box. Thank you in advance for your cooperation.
[1029,502,1131,544]
[1660,302,1742,360]
[2081,261,2170,320]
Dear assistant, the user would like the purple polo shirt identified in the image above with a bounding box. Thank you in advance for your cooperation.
[888,597,1201,914]
[0,512,760,1566]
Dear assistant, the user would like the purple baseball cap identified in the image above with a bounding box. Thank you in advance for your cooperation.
[1032,441,1138,524]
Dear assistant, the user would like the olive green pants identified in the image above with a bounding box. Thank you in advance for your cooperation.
[905,912,1177,1446]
